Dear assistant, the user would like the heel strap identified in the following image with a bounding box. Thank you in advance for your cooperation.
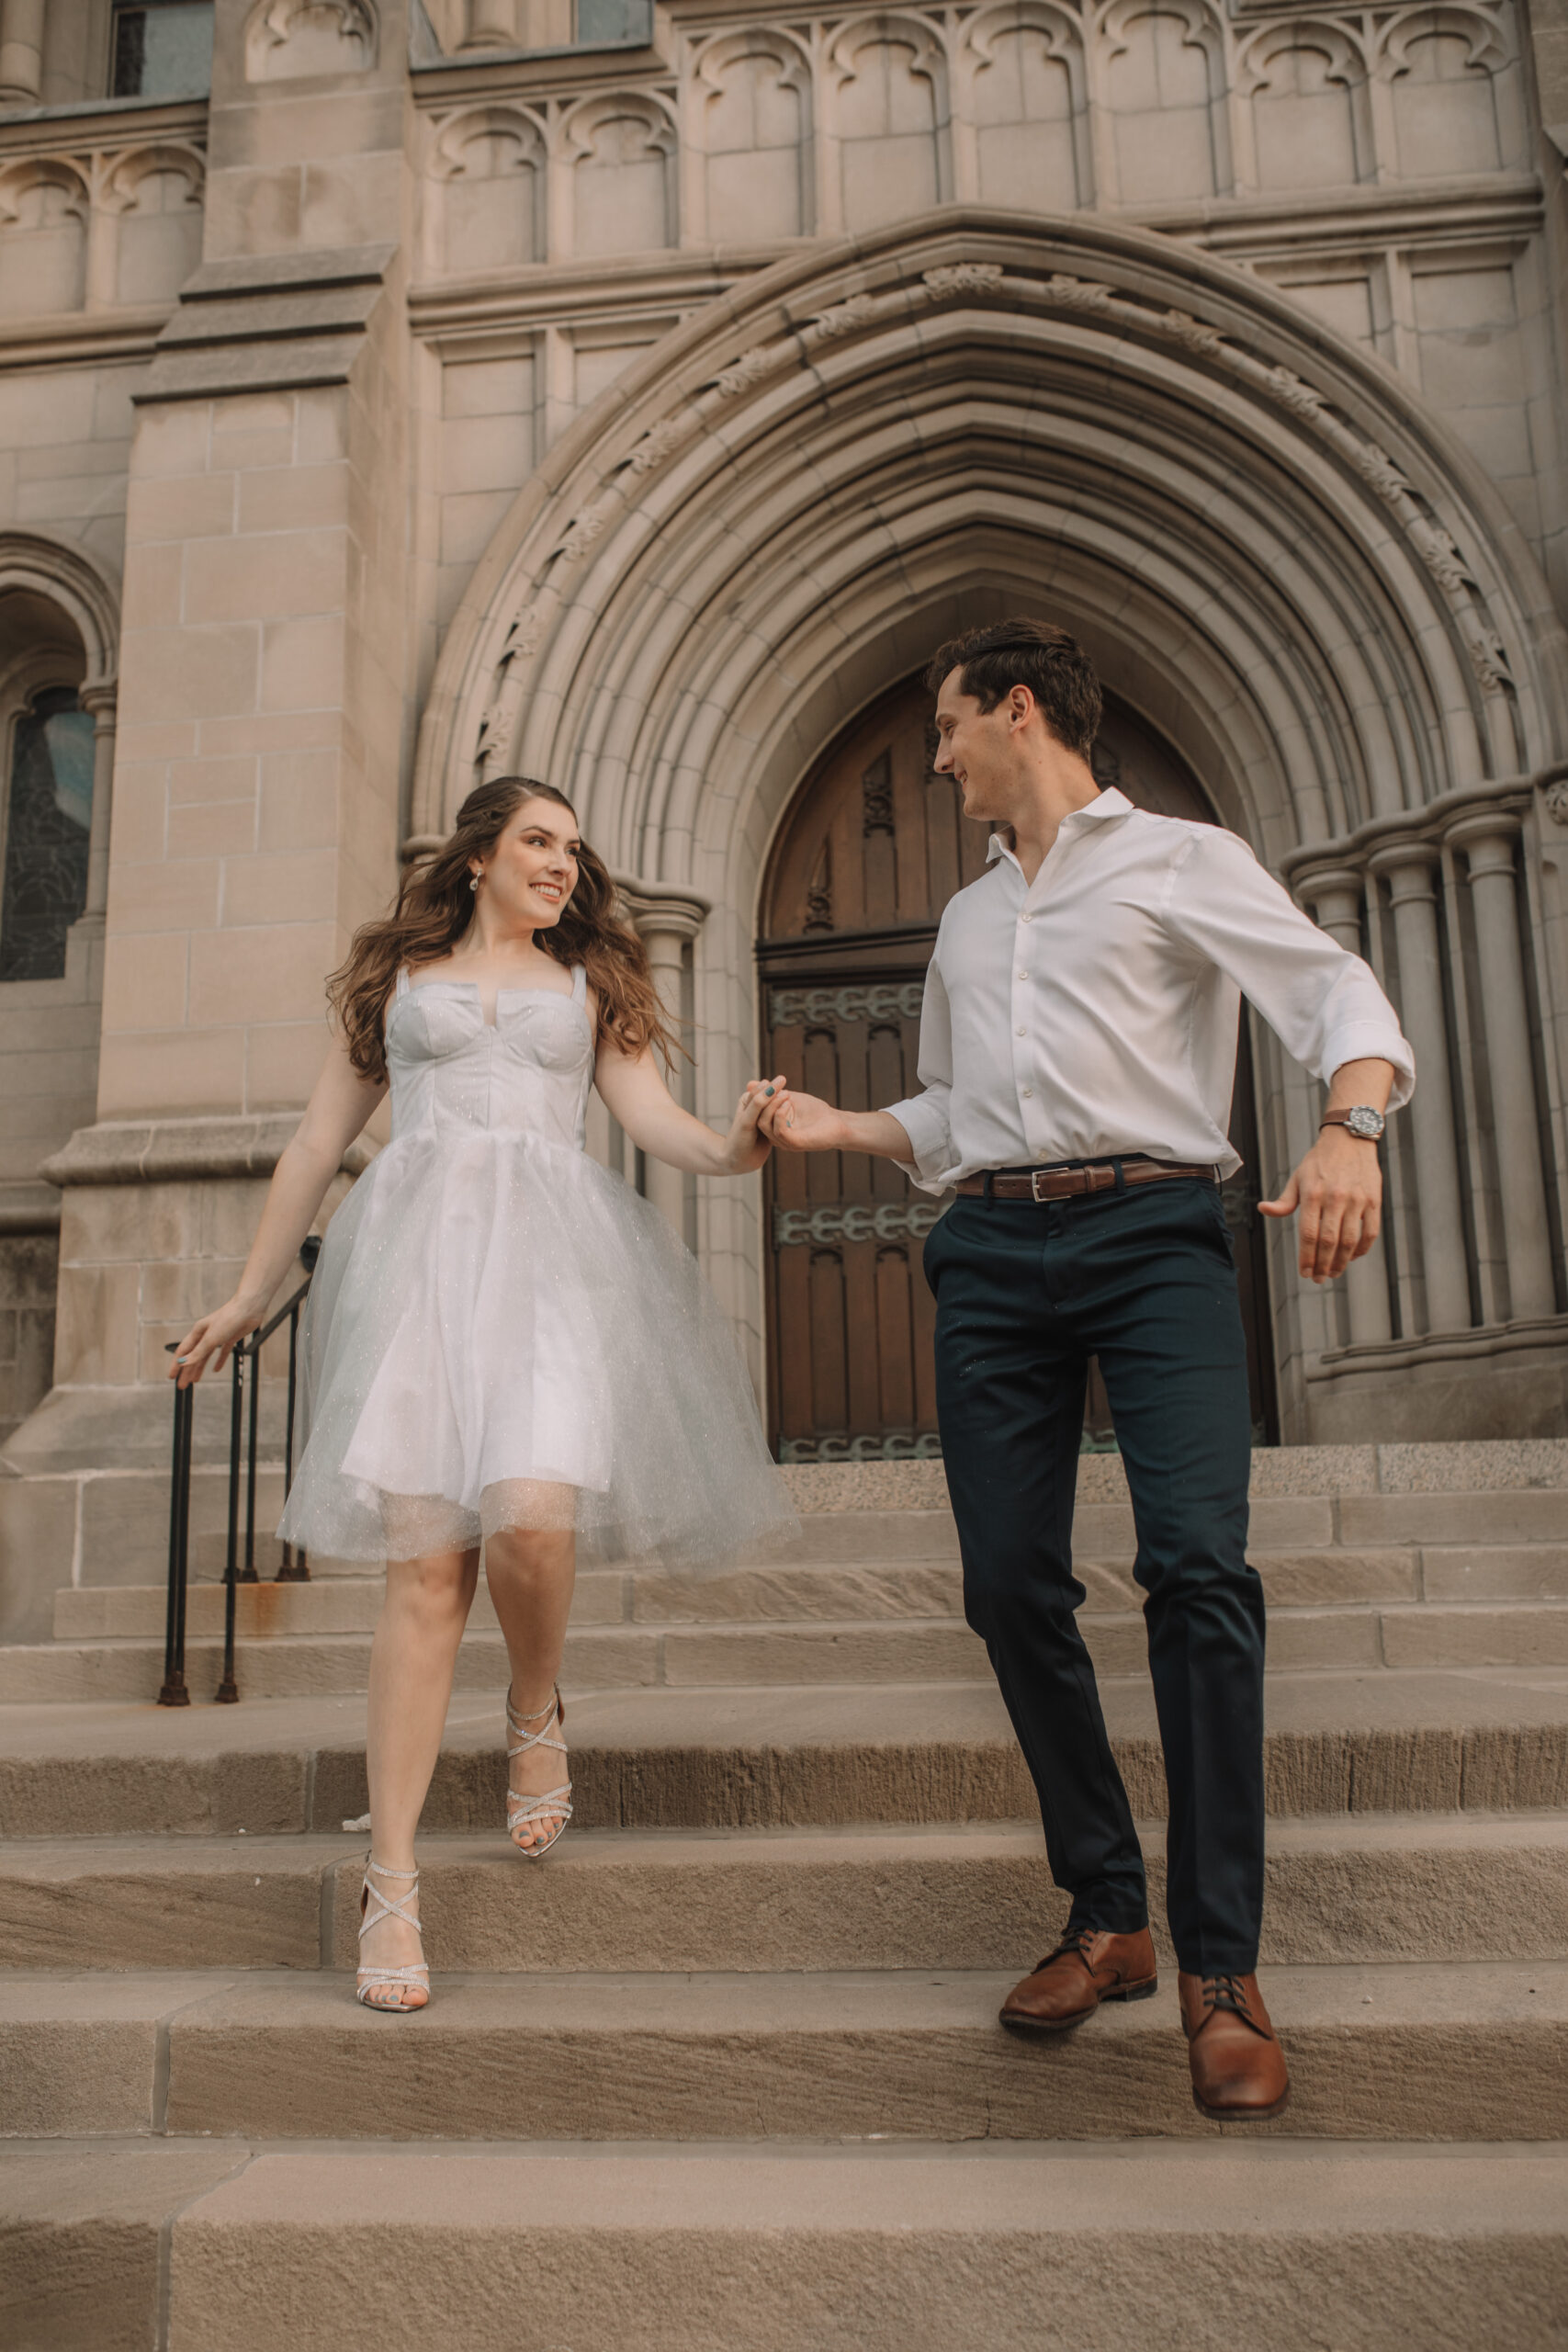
[360,1861,423,1944]
[507,1686,567,1764]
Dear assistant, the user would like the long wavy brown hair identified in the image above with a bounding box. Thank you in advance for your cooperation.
[329,777,680,1084]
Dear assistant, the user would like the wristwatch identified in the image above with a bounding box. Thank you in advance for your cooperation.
[1320,1106,1386,1143]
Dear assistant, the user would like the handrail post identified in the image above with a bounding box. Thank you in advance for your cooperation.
[241,1328,260,1582]
[276,1297,309,1581]
[158,1377,193,1707]
[215,1345,243,1704]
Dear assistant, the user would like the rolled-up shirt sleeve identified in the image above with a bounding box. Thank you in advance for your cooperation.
[1166,830,1415,1107]
[883,946,961,1193]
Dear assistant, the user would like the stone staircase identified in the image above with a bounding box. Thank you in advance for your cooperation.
[3,1441,1567,2347]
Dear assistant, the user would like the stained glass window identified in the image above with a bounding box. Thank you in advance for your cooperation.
[111,3,214,99]
[0,688,96,983]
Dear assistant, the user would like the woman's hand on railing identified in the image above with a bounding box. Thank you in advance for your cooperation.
[167,1296,265,1388]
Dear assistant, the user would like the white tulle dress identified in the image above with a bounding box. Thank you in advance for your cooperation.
[277,965,798,1568]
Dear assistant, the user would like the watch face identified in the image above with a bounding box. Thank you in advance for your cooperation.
[1345,1106,1384,1141]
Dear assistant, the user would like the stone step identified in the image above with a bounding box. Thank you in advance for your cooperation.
[16,1589,1568,1704]
[5,1813,1566,1976]
[8,2138,1565,2352]
[3,1669,1567,1842]
[51,1544,1457,1644]
[5,1960,1565,2143]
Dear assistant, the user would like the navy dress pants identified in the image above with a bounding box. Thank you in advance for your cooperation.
[923,1177,1266,1974]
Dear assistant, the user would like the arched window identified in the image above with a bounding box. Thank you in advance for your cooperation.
[0,684,96,982]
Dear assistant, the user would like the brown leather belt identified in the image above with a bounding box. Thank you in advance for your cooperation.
[955,1157,1218,1203]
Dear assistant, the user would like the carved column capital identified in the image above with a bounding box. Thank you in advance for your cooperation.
[1367,836,1441,899]
[1445,808,1522,874]
[613,876,711,944]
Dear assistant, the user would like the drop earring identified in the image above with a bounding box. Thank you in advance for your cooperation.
[469,874,479,893]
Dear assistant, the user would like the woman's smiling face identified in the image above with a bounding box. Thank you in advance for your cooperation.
[474,797,581,929]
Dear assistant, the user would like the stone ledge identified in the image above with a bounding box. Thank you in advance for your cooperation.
[41,1118,375,1190]
[783,1439,1568,1512]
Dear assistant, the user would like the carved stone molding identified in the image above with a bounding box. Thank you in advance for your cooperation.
[769,981,926,1026]
[773,1200,943,1248]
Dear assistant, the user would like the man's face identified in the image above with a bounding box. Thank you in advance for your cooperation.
[931,668,1026,823]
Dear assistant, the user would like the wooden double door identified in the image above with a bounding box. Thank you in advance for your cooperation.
[758,675,1280,1462]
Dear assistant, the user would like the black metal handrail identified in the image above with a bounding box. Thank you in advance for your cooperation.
[160,1235,321,1708]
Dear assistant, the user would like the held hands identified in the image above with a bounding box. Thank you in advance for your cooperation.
[726,1077,792,1174]
[1259,1125,1382,1284]
[755,1086,839,1153]
[166,1296,265,1390]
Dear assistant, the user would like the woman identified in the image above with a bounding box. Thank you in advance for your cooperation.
[171,776,795,2013]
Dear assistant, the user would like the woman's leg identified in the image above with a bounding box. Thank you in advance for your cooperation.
[484,1513,577,1850]
[360,1542,479,2005]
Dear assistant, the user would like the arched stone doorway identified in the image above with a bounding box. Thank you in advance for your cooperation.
[413,208,1568,1442]
[758,674,1280,1461]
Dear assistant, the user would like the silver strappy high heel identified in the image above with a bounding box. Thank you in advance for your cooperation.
[506,1685,573,1860]
[356,1859,430,2011]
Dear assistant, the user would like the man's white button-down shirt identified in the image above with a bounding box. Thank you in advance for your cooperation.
[884,788,1414,1192]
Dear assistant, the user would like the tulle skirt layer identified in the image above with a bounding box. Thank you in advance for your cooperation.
[277,1128,798,1568]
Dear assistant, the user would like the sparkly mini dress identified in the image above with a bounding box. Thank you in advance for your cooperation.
[278,965,797,1567]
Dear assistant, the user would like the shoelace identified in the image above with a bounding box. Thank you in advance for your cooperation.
[1036,1925,1100,1972]
[1199,1972,1258,2025]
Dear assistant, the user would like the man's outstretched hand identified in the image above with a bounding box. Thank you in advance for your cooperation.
[759,1090,917,1163]
[758,1087,840,1153]
[1259,1125,1382,1284]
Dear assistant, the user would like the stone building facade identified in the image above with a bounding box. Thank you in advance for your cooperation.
[2,0,1568,1630]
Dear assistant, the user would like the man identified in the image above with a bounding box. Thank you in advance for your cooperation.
[761,618,1413,2119]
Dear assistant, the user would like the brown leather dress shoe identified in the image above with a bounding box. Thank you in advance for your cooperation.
[1179,1971,1291,2119]
[999,1925,1158,2034]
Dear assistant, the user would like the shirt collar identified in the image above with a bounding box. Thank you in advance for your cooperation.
[986,787,1134,868]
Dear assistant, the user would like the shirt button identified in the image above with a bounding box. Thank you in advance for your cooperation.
[1022,1088,1034,1099]
[1016,1026,1026,1036]
[1021,914,1032,924]
[1017,969,1028,980]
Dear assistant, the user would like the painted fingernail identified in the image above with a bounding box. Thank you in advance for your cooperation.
[764,1085,775,1097]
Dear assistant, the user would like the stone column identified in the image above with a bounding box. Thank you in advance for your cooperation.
[1298,866,1392,1346]
[1448,813,1557,1319]
[1368,842,1472,1333]
[0,0,45,104]
[615,879,710,1239]
[77,683,116,925]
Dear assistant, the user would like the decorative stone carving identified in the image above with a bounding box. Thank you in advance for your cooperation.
[1042,273,1113,311]
[625,417,692,473]
[555,505,612,565]
[244,0,377,82]
[922,262,1005,299]
[1262,364,1328,422]
[1157,309,1224,357]
[1542,778,1568,826]
[1466,627,1514,695]
[810,292,882,340]
[780,1430,943,1461]
[769,981,925,1026]
[714,345,776,397]
[773,1200,943,1247]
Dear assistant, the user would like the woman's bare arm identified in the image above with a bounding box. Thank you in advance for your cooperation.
[592,1040,781,1178]
[168,1034,387,1385]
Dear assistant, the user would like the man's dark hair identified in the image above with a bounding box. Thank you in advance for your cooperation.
[926,619,1102,758]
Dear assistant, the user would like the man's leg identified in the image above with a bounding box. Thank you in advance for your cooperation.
[1068,1180,1264,1973]
[926,1199,1147,1939]
[1067,1178,1288,2115]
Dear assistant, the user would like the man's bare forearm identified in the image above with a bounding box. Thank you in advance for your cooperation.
[1325,1057,1395,1113]
[826,1108,914,1158]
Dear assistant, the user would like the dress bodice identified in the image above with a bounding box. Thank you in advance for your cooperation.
[384,964,593,1151]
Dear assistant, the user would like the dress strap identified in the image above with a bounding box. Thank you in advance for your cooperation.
[571,963,588,1006]
[395,966,411,999]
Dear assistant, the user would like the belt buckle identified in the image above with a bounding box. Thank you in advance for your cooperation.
[1030,1168,1053,1203]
